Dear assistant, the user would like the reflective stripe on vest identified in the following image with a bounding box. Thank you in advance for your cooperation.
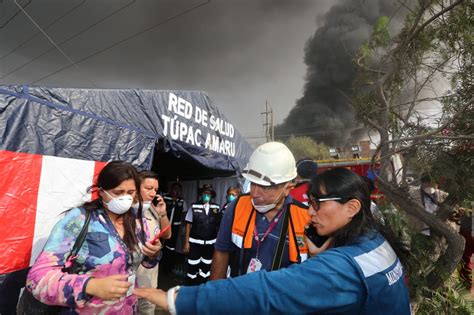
[231,195,310,263]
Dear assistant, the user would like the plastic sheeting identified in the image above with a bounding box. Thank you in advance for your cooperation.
[0,85,252,171]
[0,85,253,309]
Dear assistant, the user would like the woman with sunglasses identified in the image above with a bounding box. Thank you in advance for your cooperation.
[135,168,410,314]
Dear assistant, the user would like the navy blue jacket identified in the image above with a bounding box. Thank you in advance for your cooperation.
[176,232,410,314]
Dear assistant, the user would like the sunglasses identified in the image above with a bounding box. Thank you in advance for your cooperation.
[308,196,349,210]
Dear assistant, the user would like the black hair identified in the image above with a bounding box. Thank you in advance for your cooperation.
[138,170,159,182]
[309,168,372,246]
[309,168,405,263]
[169,182,182,191]
[84,161,141,252]
[226,186,241,195]
[362,176,375,193]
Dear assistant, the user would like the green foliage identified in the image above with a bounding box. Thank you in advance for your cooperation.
[377,204,473,314]
[358,15,391,60]
[359,42,372,60]
[352,3,472,311]
[285,136,330,161]
[372,16,391,47]
[416,276,473,315]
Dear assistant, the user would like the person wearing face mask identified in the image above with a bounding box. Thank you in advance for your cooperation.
[419,174,449,236]
[134,168,410,315]
[218,186,241,278]
[183,184,221,285]
[135,171,171,315]
[210,142,310,280]
[221,186,241,216]
[23,161,162,314]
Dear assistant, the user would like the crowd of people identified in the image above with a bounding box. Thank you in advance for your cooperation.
[17,142,424,314]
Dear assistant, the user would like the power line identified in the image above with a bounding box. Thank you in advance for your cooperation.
[243,135,267,140]
[40,2,210,82]
[0,0,137,81]
[0,0,31,29]
[0,0,87,62]
[244,130,337,140]
[275,131,336,139]
[14,0,97,87]
[242,122,327,137]
[243,123,337,138]
[30,0,211,85]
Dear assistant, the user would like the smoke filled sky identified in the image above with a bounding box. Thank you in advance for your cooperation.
[276,0,409,146]
[0,0,335,145]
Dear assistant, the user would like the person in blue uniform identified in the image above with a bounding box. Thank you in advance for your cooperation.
[135,168,411,315]
[183,184,220,285]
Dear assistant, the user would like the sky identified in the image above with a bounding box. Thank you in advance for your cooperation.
[0,0,335,146]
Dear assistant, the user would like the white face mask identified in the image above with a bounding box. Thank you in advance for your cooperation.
[103,190,133,215]
[424,187,436,195]
[131,201,151,212]
[252,199,277,213]
[251,184,287,213]
[142,201,152,211]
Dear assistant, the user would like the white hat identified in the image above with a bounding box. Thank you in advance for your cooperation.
[242,142,297,186]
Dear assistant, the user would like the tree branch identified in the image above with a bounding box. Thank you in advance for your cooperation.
[405,0,465,46]
[379,97,473,145]
[376,177,465,290]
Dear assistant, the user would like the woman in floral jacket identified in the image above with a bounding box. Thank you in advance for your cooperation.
[26,161,162,314]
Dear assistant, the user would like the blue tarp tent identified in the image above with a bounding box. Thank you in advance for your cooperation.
[0,85,252,178]
[0,85,252,312]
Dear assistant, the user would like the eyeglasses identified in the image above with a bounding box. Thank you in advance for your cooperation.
[308,196,347,211]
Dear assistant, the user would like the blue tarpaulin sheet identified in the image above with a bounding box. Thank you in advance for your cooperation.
[0,85,252,172]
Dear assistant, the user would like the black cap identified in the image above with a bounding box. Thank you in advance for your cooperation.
[198,184,216,198]
[296,159,318,179]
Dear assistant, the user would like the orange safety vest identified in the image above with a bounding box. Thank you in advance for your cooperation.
[231,194,309,264]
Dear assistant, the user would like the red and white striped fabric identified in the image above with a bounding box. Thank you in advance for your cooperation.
[0,149,106,274]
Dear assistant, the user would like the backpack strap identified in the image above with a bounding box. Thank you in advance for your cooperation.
[271,205,290,271]
[287,208,302,263]
[271,202,304,269]
[63,209,91,273]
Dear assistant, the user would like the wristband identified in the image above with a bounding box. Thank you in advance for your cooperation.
[167,285,180,315]
[160,214,167,218]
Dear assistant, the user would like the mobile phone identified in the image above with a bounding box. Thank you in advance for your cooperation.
[304,225,329,247]
[150,225,171,245]
[152,196,160,206]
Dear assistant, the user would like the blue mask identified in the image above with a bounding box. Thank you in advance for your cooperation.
[227,195,237,203]
[202,194,211,203]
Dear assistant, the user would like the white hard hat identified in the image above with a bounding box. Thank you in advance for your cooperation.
[242,142,297,186]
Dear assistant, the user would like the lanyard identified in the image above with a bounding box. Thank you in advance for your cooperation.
[253,208,285,257]
[99,212,134,271]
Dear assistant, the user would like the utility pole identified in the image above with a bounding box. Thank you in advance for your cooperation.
[270,104,274,141]
[261,100,274,142]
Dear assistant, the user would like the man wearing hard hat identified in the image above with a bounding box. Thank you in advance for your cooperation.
[210,142,310,279]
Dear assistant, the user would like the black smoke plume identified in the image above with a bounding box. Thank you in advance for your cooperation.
[275,0,403,146]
